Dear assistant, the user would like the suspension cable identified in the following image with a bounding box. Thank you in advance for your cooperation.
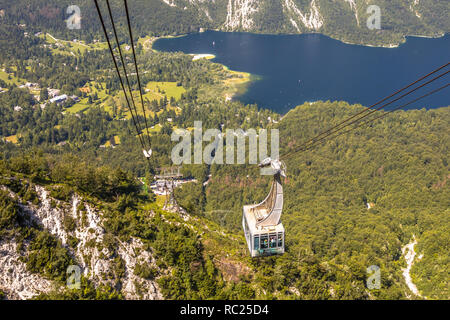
[282,62,450,159]
[105,0,147,150]
[285,80,449,158]
[93,0,148,156]
[124,0,152,151]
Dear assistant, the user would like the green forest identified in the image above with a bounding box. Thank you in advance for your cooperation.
[0,0,448,301]
[1,102,448,299]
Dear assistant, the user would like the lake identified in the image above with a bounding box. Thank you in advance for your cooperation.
[153,31,449,114]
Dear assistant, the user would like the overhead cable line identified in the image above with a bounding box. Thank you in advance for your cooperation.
[282,65,449,159]
[93,0,149,159]
[283,69,449,158]
[296,83,449,154]
[124,0,152,151]
[287,69,449,155]
[105,0,147,149]
[282,62,450,159]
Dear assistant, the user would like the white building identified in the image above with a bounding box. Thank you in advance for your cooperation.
[50,94,68,104]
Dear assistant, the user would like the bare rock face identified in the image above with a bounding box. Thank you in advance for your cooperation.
[156,0,447,47]
[283,0,324,31]
[224,0,260,31]
[117,238,162,300]
[1,185,163,300]
[0,241,55,300]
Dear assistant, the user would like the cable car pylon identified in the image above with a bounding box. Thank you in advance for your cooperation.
[155,167,187,216]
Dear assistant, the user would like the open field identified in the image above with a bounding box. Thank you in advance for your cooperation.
[104,135,121,147]
[66,81,184,123]
[223,67,252,86]
[65,102,90,114]
[65,81,109,114]
[144,81,186,101]
[156,195,166,208]
[114,81,184,120]
[198,65,253,102]
[39,33,108,56]
[0,68,26,86]
[138,35,157,51]
[40,33,159,57]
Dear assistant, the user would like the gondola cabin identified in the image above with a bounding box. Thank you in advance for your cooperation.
[243,159,285,257]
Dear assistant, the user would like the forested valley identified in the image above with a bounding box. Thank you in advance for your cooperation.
[0,2,448,300]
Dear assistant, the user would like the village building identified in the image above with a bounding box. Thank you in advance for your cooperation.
[79,87,91,94]
[69,95,80,102]
[50,94,68,104]
[47,88,60,98]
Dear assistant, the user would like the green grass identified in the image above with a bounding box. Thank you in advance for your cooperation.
[199,65,253,101]
[144,81,186,101]
[148,124,162,134]
[66,81,108,114]
[155,195,166,208]
[109,81,185,120]
[65,101,90,114]
[137,35,156,51]
[0,69,25,86]
[65,81,184,125]
[105,135,121,147]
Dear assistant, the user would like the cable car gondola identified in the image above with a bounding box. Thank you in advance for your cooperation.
[243,158,286,257]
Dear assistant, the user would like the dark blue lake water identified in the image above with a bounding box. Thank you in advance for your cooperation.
[154,31,449,114]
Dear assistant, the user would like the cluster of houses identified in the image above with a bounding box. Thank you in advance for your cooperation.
[19,82,39,90]
[12,84,80,112]
[99,136,120,149]
[18,82,41,102]
[4,29,83,110]
[150,178,198,196]
[46,88,79,105]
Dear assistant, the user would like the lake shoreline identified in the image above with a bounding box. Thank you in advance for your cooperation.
[153,31,449,113]
[152,30,448,50]
[340,32,447,49]
[151,35,256,102]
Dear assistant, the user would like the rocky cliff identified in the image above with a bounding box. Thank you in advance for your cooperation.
[158,0,449,46]
[0,184,162,300]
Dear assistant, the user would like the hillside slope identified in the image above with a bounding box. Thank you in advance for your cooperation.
[0,159,253,300]
[1,0,448,46]
[177,102,450,299]
[0,102,449,300]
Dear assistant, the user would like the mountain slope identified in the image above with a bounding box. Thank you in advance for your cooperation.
[1,102,449,300]
[1,0,448,46]
[176,102,450,299]
[0,158,252,300]
[0,181,162,299]
[155,0,449,46]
